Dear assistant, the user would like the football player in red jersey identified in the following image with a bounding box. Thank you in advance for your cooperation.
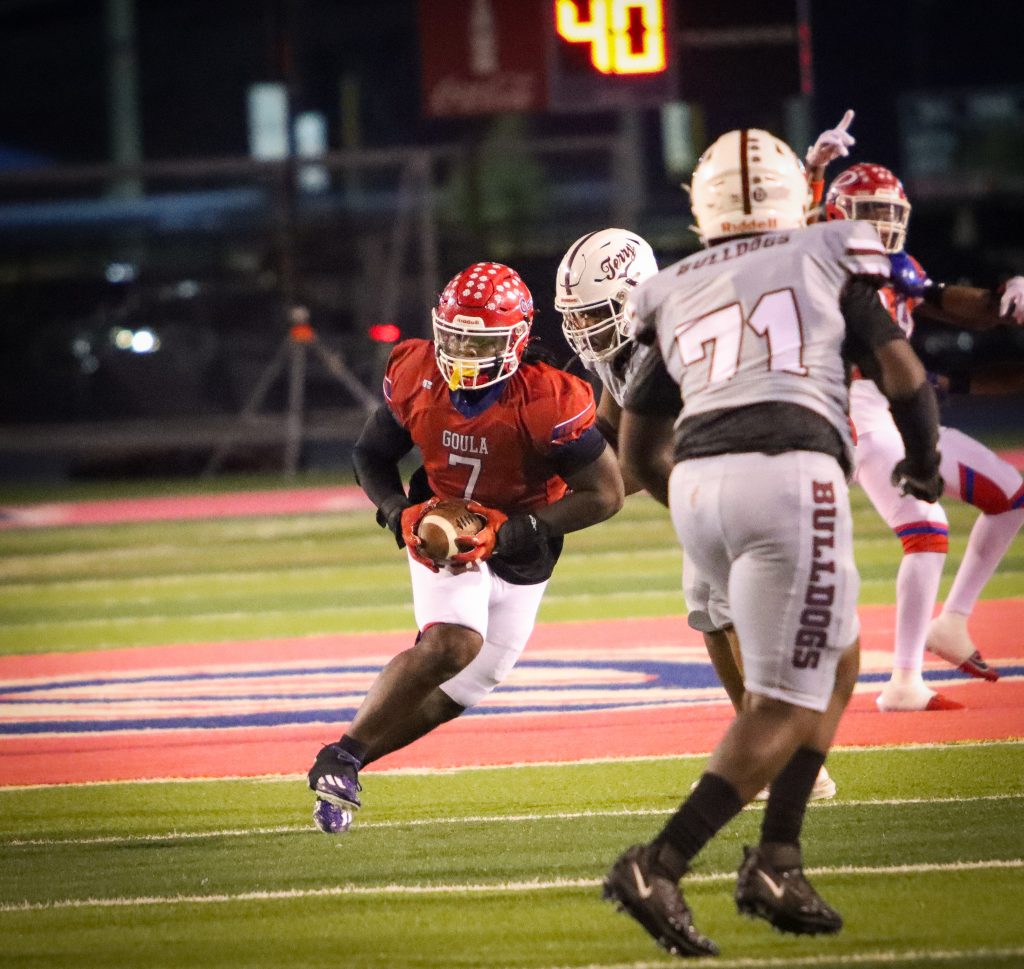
[306,262,624,833]
[824,160,1024,710]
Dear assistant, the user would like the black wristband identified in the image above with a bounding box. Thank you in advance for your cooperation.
[494,513,552,561]
[888,382,940,474]
[376,494,411,548]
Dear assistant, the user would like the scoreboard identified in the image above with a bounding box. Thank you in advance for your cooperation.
[553,0,669,76]
[419,0,677,117]
[548,0,677,111]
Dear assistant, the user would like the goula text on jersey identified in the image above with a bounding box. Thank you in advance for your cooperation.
[442,429,489,454]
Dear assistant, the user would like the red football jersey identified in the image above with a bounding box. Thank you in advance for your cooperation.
[383,340,596,514]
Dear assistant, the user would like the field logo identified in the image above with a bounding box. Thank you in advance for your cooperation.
[2,651,728,737]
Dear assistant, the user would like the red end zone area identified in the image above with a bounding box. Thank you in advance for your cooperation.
[2,600,1022,787]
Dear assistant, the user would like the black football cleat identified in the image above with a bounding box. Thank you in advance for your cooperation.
[308,743,362,833]
[735,843,842,936]
[603,844,719,958]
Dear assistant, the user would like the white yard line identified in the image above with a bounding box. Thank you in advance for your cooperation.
[3,792,1022,848]
[1,858,1021,914]
[2,737,1021,791]
[517,945,1024,969]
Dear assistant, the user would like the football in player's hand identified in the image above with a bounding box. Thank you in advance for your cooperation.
[415,499,485,564]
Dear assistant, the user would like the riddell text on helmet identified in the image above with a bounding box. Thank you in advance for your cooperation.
[720,216,778,233]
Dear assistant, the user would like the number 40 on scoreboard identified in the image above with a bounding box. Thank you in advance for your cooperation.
[546,0,676,111]
[555,0,669,75]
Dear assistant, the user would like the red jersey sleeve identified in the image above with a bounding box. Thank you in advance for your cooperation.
[382,339,434,430]
[520,363,597,453]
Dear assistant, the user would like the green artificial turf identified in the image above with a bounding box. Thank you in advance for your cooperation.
[1,488,1020,655]
[1,744,1022,969]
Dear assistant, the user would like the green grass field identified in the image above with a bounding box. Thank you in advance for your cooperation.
[1,745,1023,968]
[1,480,1021,654]
[1,476,1023,967]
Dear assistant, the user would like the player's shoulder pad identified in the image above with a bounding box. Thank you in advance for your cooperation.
[520,361,597,446]
[383,338,433,405]
[822,220,890,279]
[821,218,884,249]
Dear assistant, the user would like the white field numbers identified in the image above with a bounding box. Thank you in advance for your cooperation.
[449,454,481,498]
[674,288,808,385]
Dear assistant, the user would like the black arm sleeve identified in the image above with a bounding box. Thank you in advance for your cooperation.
[622,344,681,417]
[839,277,906,384]
[841,279,940,476]
[888,383,941,475]
[351,404,414,514]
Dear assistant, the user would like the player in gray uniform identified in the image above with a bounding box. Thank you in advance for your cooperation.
[556,226,836,800]
[601,128,943,957]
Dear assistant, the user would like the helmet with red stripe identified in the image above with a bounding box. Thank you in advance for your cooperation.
[825,162,911,253]
[432,262,534,390]
[689,128,809,245]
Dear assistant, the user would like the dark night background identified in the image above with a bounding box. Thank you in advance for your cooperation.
[2,1,1022,163]
[0,0,1022,477]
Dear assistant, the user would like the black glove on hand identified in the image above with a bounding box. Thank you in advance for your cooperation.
[376,495,412,549]
[891,456,943,503]
[494,512,552,561]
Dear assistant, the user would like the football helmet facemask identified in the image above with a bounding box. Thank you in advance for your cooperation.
[689,128,809,244]
[432,262,534,391]
[825,162,911,253]
[554,228,659,364]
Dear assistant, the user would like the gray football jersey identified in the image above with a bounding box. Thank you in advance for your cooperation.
[625,221,889,458]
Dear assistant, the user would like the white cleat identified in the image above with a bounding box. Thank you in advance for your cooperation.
[876,667,964,712]
[810,766,837,800]
[925,612,1000,681]
[752,765,836,802]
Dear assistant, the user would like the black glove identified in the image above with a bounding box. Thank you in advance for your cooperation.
[375,494,412,549]
[891,455,943,503]
[494,512,552,562]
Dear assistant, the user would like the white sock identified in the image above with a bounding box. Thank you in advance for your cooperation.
[944,508,1024,616]
[893,552,945,673]
[887,667,929,691]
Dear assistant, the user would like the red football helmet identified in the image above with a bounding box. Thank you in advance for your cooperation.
[825,162,911,253]
[431,262,534,390]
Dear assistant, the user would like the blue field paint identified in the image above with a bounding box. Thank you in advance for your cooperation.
[3,654,1017,738]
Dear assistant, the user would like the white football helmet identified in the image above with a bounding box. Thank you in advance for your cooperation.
[554,228,659,364]
[689,128,810,244]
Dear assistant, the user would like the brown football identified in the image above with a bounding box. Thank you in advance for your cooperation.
[415,499,485,563]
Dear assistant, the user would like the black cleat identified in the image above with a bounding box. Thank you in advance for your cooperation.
[603,844,719,958]
[308,744,362,810]
[735,843,842,936]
